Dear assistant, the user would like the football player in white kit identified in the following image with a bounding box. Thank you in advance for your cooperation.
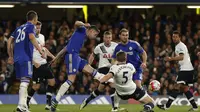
[80,31,118,111]
[26,21,56,110]
[100,51,155,112]
[157,31,198,111]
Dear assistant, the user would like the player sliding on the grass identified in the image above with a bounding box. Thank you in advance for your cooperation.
[50,21,104,112]
[99,51,155,112]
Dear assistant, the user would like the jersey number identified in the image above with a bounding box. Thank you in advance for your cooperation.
[122,71,128,84]
[16,27,26,43]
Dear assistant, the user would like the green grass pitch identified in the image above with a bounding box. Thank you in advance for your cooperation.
[0,104,194,112]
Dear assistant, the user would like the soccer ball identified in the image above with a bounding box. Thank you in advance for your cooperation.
[149,80,161,91]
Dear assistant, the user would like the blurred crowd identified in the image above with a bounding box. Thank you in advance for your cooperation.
[0,7,200,96]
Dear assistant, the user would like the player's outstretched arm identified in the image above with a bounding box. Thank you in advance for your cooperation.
[29,33,45,58]
[7,37,14,64]
[44,47,55,59]
[51,46,67,63]
[100,73,113,83]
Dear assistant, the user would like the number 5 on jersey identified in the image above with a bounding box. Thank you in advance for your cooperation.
[16,27,26,43]
[122,71,128,84]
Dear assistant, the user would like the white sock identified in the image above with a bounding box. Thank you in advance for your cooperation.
[114,93,120,108]
[55,82,70,101]
[18,82,29,108]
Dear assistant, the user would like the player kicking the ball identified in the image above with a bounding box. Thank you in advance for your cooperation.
[50,21,104,112]
[100,51,155,112]
[80,31,118,111]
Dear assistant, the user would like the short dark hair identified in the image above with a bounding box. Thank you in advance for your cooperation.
[36,21,42,26]
[26,10,37,21]
[119,28,129,35]
[88,25,100,33]
[116,51,127,62]
[173,30,181,37]
[103,31,112,36]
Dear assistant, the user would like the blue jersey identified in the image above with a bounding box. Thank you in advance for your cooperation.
[112,40,144,69]
[66,26,86,54]
[11,22,36,62]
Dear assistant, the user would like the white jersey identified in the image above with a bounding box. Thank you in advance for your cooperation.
[175,42,194,71]
[33,34,47,65]
[109,63,136,95]
[94,42,118,68]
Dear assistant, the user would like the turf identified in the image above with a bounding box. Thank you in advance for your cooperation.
[0,104,194,112]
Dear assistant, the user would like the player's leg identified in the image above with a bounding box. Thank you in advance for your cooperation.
[113,92,121,111]
[139,95,155,112]
[46,78,55,110]
[157,72,183,110]
[157,83,180,110]
[80,83,106,110]
[108,80,118,111]
[180,71,198,111]
[15,61,33,112]
[82,64,104,80]
[26,66,41,109]
[51,53,79,112]
[51,75,75,112]
[133,69,143,89]
[132,88,155,112]
[27,83,40,109]
[45,64,55,110]
[181,84,198,111]
[81,67,113,110]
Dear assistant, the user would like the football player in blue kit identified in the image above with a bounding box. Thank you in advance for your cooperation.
[50,21,103,112]
[113,28,147,89]
[7,10,45,112]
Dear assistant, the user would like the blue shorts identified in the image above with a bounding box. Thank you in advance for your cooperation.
[133,67,143,81]
[65,53,88,75]
[14,61,33,79]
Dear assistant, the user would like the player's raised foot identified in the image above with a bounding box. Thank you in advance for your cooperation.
[51,98,58,112]
[188,107,199,112]
[80,98,89,110]
[45,105,51,110]
[157,104,168,110]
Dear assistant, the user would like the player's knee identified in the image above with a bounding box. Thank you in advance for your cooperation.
[20,78,30,88]
[68,75,76,83]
